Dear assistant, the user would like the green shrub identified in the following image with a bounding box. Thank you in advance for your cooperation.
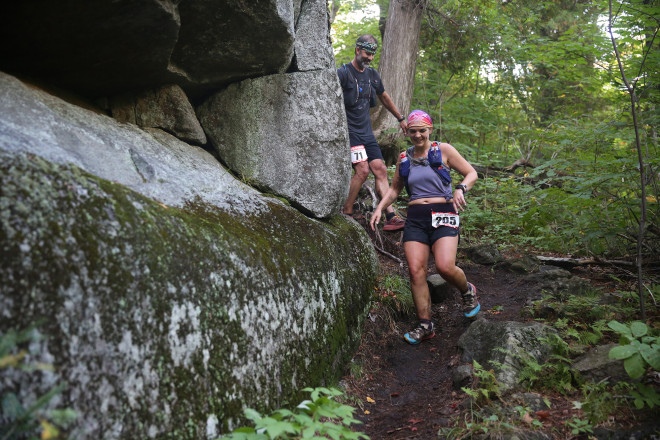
[608,320,660,379]
[219,387,368,440]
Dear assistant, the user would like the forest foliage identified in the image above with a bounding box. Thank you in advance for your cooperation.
[331,0,659,266]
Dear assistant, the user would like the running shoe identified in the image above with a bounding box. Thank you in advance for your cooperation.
[403,321,435,344]
[462,282,480,318]
[383,216,405,231]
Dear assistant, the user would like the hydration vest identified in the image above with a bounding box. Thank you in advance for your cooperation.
[399,142,452,196]
[338,63,379,108]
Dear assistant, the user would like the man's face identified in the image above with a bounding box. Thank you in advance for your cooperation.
[355,48,375,69]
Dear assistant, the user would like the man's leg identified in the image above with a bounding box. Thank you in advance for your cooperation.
[368,159,395,215]
[342,161,370,215]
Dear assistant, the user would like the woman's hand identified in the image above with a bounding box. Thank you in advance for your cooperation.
[452,189,467,212]
[370,208,382,231]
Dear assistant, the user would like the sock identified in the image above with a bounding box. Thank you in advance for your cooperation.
[420,319,433,329]
[385,212,395,220]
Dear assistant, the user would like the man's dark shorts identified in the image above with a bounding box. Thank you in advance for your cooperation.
[403,203,459,246]
[350,134,384,162]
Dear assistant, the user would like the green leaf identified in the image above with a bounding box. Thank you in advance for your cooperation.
[608,320,632,338]
[624,353,646,379]
[256,416,298,438]
[243,408,263,423]
[49,408,78,428]
[1,392,25,420]
[640,344,660,370]
[609,344,638,360]
[630,321,648,338]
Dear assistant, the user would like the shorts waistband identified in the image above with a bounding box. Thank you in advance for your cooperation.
[407,203,456,218]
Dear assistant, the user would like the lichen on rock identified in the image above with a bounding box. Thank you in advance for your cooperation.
[0,151,377,438]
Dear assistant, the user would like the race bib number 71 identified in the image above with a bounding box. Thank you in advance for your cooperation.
[431,211,460,229]
[351,145,368,164]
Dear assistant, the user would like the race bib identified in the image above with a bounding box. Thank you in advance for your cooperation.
[431,211,460,229]
[351,145,368,164]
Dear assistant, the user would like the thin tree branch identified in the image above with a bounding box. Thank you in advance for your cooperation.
[609,0,648,319]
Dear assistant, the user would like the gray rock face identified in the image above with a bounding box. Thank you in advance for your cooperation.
[0,0,333,99]
[169,0,295,97]
[0,71,378,438]
[499,255,541,274]
[293,0,335,71]
[0,72,250,211]
[458,319,557,392]
[572,344,629,384]
[110,84,207,145]
[0,0,182,97]
[451,364,474,390]
[525,266,592,296]
[463,243,503,265]
[197,69,350,218]
[427,273,452,303]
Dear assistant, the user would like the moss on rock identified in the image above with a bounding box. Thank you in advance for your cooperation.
[0,151,377,438]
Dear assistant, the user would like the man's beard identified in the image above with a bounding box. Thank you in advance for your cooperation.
[356,54,371,70]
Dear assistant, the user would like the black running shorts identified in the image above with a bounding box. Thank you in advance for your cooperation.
[403,203,459,246]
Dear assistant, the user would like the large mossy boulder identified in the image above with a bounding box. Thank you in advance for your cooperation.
[0,71,377,438]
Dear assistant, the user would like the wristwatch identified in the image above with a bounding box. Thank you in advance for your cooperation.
[397,115,405,122]
[456,184,468,193]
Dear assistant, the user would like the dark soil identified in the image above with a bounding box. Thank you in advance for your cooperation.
[341,215,660,440]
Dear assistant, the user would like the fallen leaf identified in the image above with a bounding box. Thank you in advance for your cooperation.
[364,410,370,414]
[390,392,400,397]
[535,410,550,420]
[408,418,423,424]
[40,420,59,440]
[366,396,375,403]
[411,427,418,432]
[521,411,534,424]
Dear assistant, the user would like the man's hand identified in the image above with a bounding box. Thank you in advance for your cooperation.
[399,119,407,135]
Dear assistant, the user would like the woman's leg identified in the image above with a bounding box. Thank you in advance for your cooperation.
[432,235,480,317]
[404,240,432,320]
[432,235,467,290]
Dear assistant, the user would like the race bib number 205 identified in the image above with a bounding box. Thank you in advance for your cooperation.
[431,211,460,229]
[351,145,368,164]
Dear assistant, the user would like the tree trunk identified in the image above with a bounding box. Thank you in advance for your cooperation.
[329,0,340,25]
[370,0,425,138]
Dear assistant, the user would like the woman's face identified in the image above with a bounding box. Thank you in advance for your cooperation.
[408,126,432,147]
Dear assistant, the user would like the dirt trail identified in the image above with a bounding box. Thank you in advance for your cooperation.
[341,219,657,439]
[344,254,535,439]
